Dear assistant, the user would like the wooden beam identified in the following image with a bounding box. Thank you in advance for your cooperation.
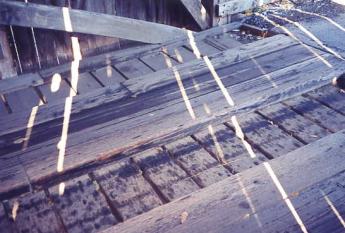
[102,129,345,233]
[180,0,209,30]
[0,0,187,44]
[216,0,277,16]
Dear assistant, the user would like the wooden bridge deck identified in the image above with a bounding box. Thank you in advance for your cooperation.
[0,21,345,233]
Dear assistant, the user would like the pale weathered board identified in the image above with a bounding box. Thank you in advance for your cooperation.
[284,96,345,133]
[114,58,153,80]
[5,87,41,113]
[0,1,187,44]
[66,72,102,94]
[38,79,75,104]
[194,124,267,173]
[103,129,345,233]
[49,175,117,233]
[258,102,331,144]
[7,191,62,233]
[165,137,231,187]
[140,52,179,71]
[133,149,200,201]
[92,66,126,86]
[92,159,162,221]
[230,113,304,158]
[216,0,277,16]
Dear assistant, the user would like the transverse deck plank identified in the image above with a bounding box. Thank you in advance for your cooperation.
[115,58,153,80]
[92,66,126,86]
[140,52,179,71]
[67,72,102,94]
[5,87,41,113]
[38,79,74,104]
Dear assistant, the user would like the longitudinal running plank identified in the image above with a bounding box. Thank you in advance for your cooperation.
[258,103,330,143]
[0,73,43,95]
[0,203,13,232]
[114,58,153,79]
[67,72,102,94]
[284,96,345,133]
[103,130,345,233]
[7,191,62,233]
[140,52,179,71]
[5,88,41,113]
[93,159,162,220]
[307,85,345,114]
[92,66,126,86]
[185,40,221,56]
[231,113,303,158]
[38,79,74,104]
[49,175,117,233]
[165,137,231,187]
[133,149,199,201]
[163,46,197,63]
[194,124,267,173]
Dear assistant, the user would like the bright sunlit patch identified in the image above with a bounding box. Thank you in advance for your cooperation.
[62,7,73,32]
[208,124,226,164]
[12,200,19,221]
[332,0,345,6]
[106,65,112,78]
[230,116,256,158]
[187,30,201,59]
[174,48,184,63]
[201,5,207,21]
[203,103,211,115]
[59,182,66,196]
[264,162,308,233]
[51,73,62,93]
[204,56,235,106]
[162,48,174,68]
[320,189,345,228]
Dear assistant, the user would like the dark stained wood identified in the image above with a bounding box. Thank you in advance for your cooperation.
[114,58,153,80]
[49,175,117,233]
[140,52,179,71]
[5,87,41,113]
[0,97,8,116]
[284,96,345,133]
[133,149,200,201]
[0,1,187,44]
[102,129,345,233]
[231,113,303,158]
[7,191,63,233]
[194,124,267,173]
[92,159,162,220]
[66,72,102,94]
[258,102,331,144]
[165,137,231,187]
[0,203,13,232]
[92,66,126,86]
[38,78,75,104]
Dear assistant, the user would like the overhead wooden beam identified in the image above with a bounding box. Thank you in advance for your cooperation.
[180,0,209,30]
[216,0,277,16]
[0,0,188,44]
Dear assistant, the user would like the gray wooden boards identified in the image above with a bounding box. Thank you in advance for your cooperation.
[180,0,209,30]
[103,129,345,233]
[0,73,43,95]
[49,175,117,233]
[92,66,126,86]
[5,87,41,113]
[38,78,75,104]
[216,0,277,16]
[0,0,187,44]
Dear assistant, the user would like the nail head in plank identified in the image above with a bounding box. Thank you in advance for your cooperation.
[194,124,267,173]
[49,175,117,233]
[93,159,162,220]
[165,137,231,187]
[114,58,153,80]
[5,87,41,113]
[92,66,126,86]
[7,191,61,233]
[134,149,200,201]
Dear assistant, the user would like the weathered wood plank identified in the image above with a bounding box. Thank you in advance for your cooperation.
[49,175,117,233]
[0,203,13,232]
[307,85,345,114]
[216,0,277,16]
[115,58,153,80]
[284,96,345,133]
[5,87,41,113]
[140,52,179,71]
[194,124,267,173]
[38,78,75,104]
[133,149,200,201]
[0,97,8,116]
[163,46,198,63]
[0,73,43,95]
[66,72,102,94]
[258,102,331,143]
[231,113,303,158]
[92,66,126,86]
[165,137,231,187]
[93,159,162,221]
[7,191,62,233]
[205,33,242,50]
[102,129,345,233]
[185,39,221,56]
[0,1,187,44]
[180,0,209,30]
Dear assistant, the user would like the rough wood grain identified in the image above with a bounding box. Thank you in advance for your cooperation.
[231,113,303,158]
[165,137,231,187]
[102,129,345,233]
[7,191,62,233]
[284,96,345,133]
[216,0,277,16]
[93,159,162,220]
[49,175,117,233]
[194,124,267,173]
[133,149,200,201]
[258,102,330,143]
[92,66,126,86]
[0,0,187,44]
[5,87,41,113]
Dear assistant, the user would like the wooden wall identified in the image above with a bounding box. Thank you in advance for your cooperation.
[6,0,200,74]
